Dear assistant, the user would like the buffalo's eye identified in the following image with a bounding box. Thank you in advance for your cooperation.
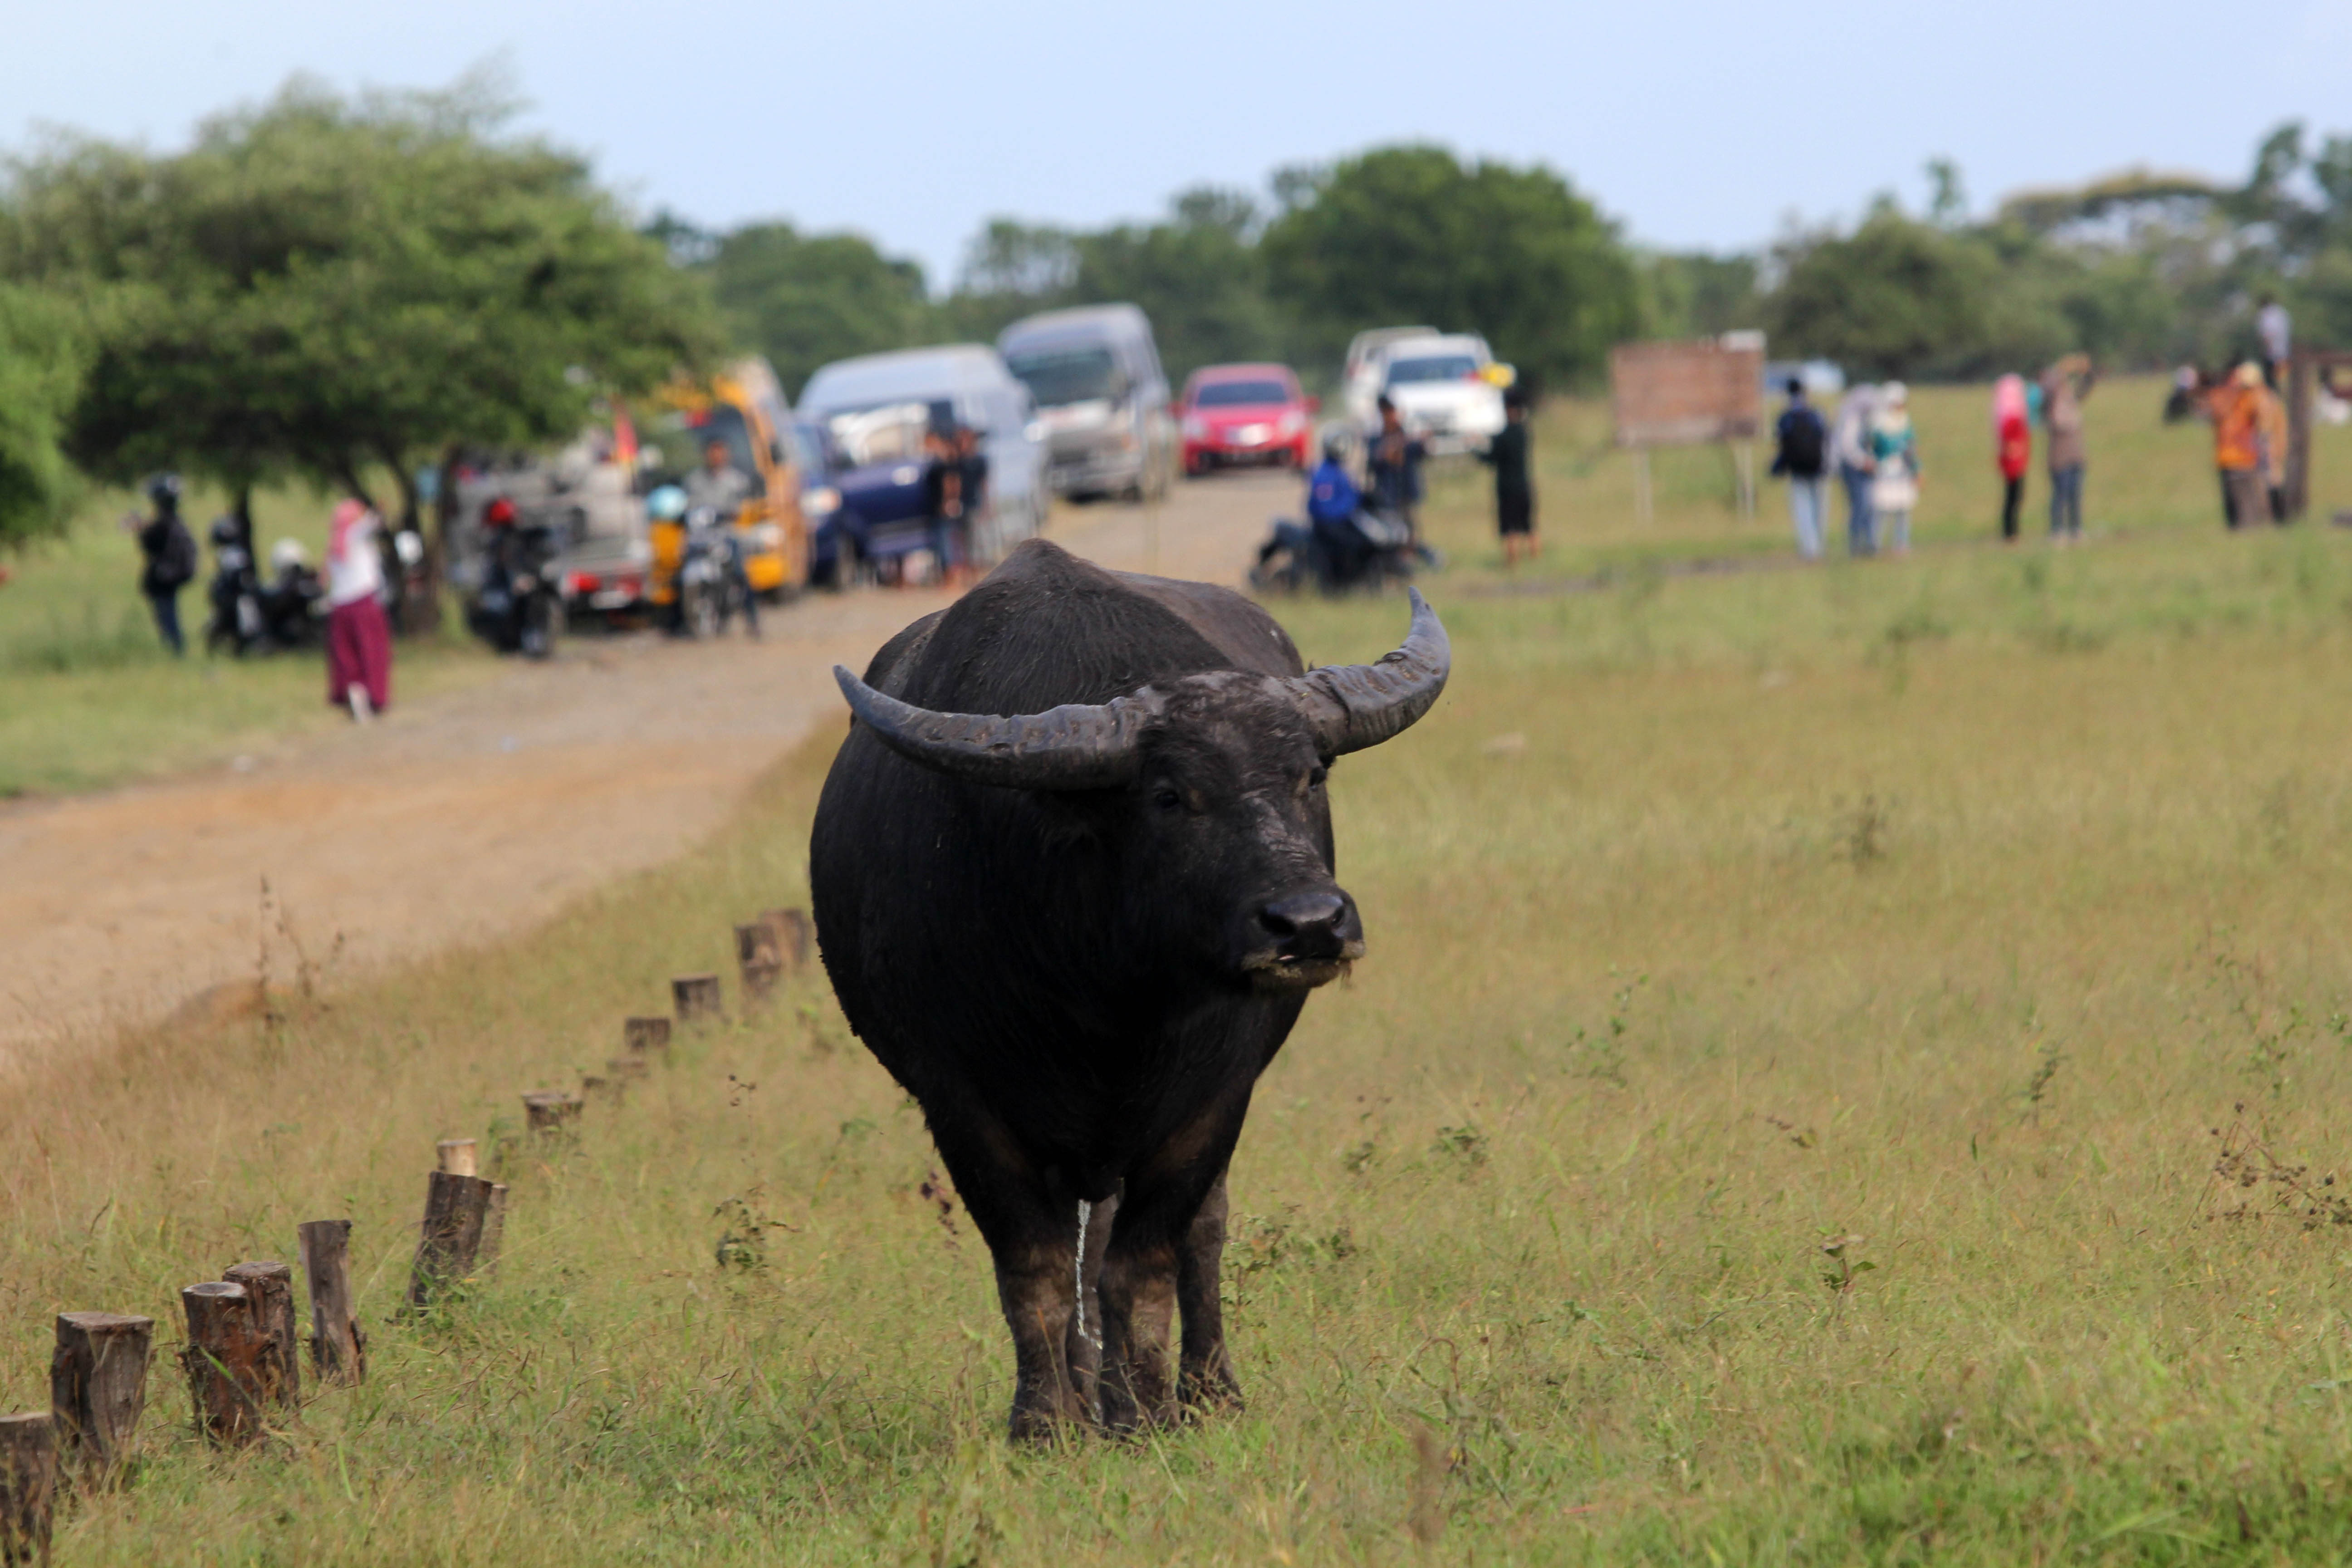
[1152,785,1184,813]
[1308,765,1328,789]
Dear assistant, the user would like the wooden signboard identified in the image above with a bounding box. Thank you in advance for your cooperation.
[1609,336,1765,448]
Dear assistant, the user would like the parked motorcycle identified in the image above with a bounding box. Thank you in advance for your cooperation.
[467,500,563,658]
[202,514,264,656]
[1249,505,1426,595]
[257,540,326,650]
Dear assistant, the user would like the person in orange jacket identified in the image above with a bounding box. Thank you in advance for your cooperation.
[2204,364,2266,530]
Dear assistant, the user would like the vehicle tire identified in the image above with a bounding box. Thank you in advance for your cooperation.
[686,583,720,640]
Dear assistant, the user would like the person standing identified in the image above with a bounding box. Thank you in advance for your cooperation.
[2255,372,2292,523]
[1365,396,1426,535]
[2204,364,2267,529]
[1831,384,1878,556]
[1477,387,1537,567]
[1769,377,1829,559]
[921,424,965,586]
[955,424,990,584]
[2040,354,2094,543]
[128,473,197,656]
[323,498,393,719]
[2257,294,2292,390]
[1869,384,1920,555]
[1993,375,2033,542]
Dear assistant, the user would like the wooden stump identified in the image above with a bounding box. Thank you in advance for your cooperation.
[735,924,783,1004]
[760,907,813,973]
[479,1184,510,1271]
[405,1172,495,1312]
[297,1220,367,1386]
[522,1090,582,1136]
[580,1072,617,1105]
[180,1283,270,1446]
[222,1262,299,1410]
[0,1413,54,1567]
[622,1016,671,1055]
[49,1313,150,1487]
[671,973,723,1024]
[606,1054,649,1083]
[436,1138,479,1176]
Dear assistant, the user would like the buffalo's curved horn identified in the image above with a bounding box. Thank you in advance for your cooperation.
[1287,588,1451,756]
[833,666,1162,790]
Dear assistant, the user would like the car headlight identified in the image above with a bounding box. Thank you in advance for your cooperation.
[753,523,783,549]
[801,486,840,517]
[1024,421,1045,443]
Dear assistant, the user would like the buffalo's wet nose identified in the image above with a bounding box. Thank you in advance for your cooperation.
[1258,892,1356,957]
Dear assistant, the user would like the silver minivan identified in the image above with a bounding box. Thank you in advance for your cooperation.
[998,304,1176,502]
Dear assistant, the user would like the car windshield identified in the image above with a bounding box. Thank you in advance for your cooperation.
[647,404,756,486]
[1385,355,1480,386]
[1006,346,1117,407]
[1192,380,1290,408]
[819,399,953,468]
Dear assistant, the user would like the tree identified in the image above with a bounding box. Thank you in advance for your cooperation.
[1259,145,1638,388]
[701,222,932,399]
[1764,208,1999,378]
[1,74,722,583]
[0,284,83,547]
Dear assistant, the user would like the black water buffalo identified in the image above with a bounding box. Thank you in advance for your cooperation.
[810,538,1447,1439]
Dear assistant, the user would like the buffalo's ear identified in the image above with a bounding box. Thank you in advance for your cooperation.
[1285,590,1450,755]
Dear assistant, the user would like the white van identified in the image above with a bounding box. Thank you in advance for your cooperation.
[999,304,1177,502]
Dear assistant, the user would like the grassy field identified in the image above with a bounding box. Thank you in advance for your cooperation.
[6,472,2352,1561]
[0,483,495,796]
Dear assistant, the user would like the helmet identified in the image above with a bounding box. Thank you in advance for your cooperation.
[647,484,689,522]
[270,539,308,573]
[207,514,241,547]
[1321,428,1354,463]
[483,497,519,529]
[147,473,182,505]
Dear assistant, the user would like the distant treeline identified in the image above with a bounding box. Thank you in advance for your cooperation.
[688,126,2352,400]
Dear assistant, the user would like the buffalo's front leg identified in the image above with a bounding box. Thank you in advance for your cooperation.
[1097,1228,1179,1431]
[1176,1169,1243,1412]
[1060,1188,1117,1420]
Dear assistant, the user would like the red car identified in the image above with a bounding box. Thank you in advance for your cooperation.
[1177,363,1317,475]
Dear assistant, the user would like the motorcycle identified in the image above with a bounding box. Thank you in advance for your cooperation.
[468,515,563,658]
[256,542,326,650]
[202,515,265,657]
[1249,504,1428,595]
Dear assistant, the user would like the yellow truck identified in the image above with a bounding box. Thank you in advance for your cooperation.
[642,357,810,603]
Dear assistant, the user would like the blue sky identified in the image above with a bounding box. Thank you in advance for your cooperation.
[12,0,2348,289]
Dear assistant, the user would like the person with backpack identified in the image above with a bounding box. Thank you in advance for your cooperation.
[127,473,198,656]
[1769,378,1828,559]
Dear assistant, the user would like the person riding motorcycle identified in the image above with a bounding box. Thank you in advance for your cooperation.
[646,484,692,634]
[470,496,560,655]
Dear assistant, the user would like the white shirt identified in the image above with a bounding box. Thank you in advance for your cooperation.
[2259,302,2291,363]
[327,510,385,607]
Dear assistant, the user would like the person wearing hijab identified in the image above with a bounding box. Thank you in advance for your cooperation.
[1869,383,1920,555]
[1831,384,1878,556]
[2038,354,2094,542]
[1993,375,2032,542]
[324,498,393,719]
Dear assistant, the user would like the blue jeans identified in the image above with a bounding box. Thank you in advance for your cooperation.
[2048,465,2084,537]
[147,589,185,656]
[1786,475,1826,559]
[1839,465,1876,556]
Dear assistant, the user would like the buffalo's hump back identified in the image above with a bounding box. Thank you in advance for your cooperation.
[878,540,1304,714]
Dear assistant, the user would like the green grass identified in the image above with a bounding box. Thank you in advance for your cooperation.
[0,483,496,795]
[10,498,2352,1560]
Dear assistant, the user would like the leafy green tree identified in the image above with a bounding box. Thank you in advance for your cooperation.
[2,75,721,565]
[0,284,83,547]
[1764,208,1998,378]
[1259,145,1638,388]
[701,221,932,398]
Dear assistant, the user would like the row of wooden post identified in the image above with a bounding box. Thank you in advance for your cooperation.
[0,907,815,1560]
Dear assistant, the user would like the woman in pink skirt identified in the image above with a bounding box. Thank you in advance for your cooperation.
[324,498,392,719]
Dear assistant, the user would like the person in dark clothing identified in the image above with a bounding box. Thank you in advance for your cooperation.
[1478,387,1537,566]
[1769,377,1829,560]
[129,473,197,655]
[1364,396,1426,533]
[921,425,965,586]
[955,425,988,583]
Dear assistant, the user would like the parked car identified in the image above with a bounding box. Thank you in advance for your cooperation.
[795,345,1047,586]
[1177,363,1317,475]
[1341,325,1440,430]
[1372,333,1513,455]
[999,304,1176,502]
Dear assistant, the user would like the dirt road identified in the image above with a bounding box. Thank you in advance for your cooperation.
[0,472,1295,1063]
